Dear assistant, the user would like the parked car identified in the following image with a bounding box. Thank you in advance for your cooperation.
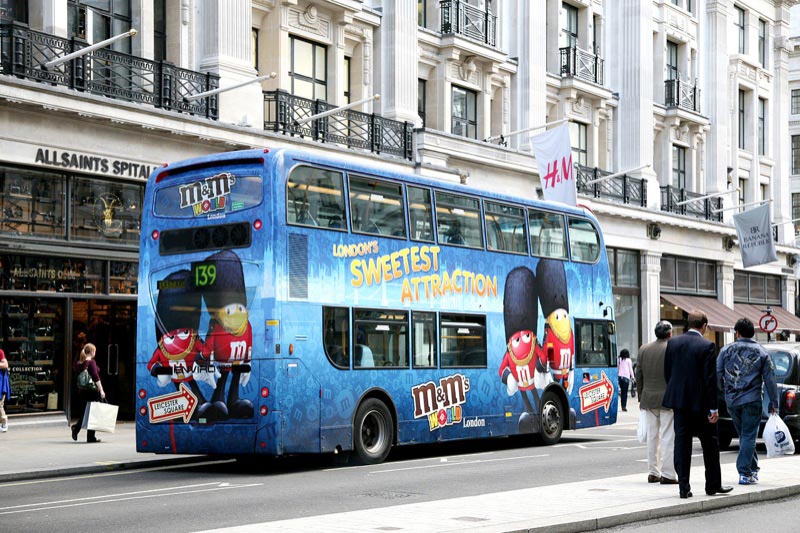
[717,342,800,451]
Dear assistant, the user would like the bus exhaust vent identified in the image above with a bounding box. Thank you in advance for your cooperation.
[288,233,308,299]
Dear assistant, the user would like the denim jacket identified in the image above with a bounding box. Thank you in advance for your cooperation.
[716,338,779,410]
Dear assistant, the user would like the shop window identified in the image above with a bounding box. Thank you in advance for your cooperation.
[287,166,346,229]
[435,191,482,249]
[71,177,142,246]
[0,168,66,240]
[349,175,406,238]
[440,313,486,368]
[110,261,137,294]
[412,311,436,368]
[614,249,639,287]
[354,309,409,368]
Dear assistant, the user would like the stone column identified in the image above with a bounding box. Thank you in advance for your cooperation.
[640,251,662,345]
[131,0,154,59]
[198,0,261,126]
[512,0,547,152]
[717,260,735,345]
[771,8,793,243]
[380,0,418,123]
[704,1,731,198]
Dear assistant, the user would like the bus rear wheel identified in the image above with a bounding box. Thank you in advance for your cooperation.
[354,398,394,465]
[539,390,564,445]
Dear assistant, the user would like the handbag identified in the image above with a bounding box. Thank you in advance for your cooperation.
[630,380,637,398]
[77,368,96,390]
[82,400,119,433]
[764,413,796,458]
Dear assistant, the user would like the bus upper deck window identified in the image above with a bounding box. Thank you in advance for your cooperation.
[568,217,601,263]
[484,201,528,255]
[408,186,434,242]
[349,175,406,238]
[435,192,482,249]
[529,209,567,259]
[287,166,346,230]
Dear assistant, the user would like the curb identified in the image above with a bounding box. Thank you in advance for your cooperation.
[0,455,212,483]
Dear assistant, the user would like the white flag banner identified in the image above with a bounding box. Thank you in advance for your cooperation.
[531,123,577,206]
[733,203,778,268]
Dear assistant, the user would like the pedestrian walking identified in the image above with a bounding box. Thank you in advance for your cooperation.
[0,347,9,433]
[716,317,779,485]
[72,343,106,443]
[663,309,732,499]
[635,320,678,484]
[617,349,634,411]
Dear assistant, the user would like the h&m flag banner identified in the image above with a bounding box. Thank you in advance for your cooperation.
[732,203,778,268]
[531,123,577,206]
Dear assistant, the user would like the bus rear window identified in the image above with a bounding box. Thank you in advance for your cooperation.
[154,174,262,217]
[575,319,611,366]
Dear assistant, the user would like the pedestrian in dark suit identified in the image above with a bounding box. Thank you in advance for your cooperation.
[663,309,733,499]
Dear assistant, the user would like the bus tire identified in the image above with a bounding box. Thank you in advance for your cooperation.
[354,398,393,465]
[538,390,564,445]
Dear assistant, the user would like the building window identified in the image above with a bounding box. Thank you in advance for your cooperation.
[666,41,679,80]
[735,5,746,54]
[290,36,327,101]
[606,247,641,360]
[418,0,426,28]
[734,271,782,304]
[343,57,351,104]
[251,28,259,71]
[760,184,768,202]
[758,19,767,67]
[451,86,477,139]
[0,0,28,22]
[758,98,766,155]
[738,89,746,150]
[418,79,426,128]
[563,2,578,48]
[793,90,800,115]
[792,193,800,235]
[569,121,588,166]
[792,136,800,174]
[68,0,132,53]
[660,255,716,295]
[154,0,166,62]
[672,145,686,189]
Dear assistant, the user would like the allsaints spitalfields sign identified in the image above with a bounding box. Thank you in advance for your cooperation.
[34,147,156,179]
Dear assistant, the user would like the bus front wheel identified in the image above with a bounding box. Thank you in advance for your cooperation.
[354,398,394,464]
[539,390,564,445]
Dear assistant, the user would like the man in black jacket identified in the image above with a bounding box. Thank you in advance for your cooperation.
[663,309,733,499]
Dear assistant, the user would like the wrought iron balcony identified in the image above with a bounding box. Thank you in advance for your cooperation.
[576,165,646,206]
[440,0,497,47]
[263,90,413,161]
[660,186,722,222]
[664,78,699,113]
[559,47,604,85]
[0,22,219,119]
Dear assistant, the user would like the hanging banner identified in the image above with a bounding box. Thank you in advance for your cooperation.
[733,203,778,268]
[531,123,577,206]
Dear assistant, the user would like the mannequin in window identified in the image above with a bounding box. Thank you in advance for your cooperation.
[355,327,374,368]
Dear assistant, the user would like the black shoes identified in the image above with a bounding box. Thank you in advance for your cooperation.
[660,477,679,485]
[706,486,734,495]
[648,475,661,483]
[71,425,79,441]
[680,490,693,499]
[87,438,101,443]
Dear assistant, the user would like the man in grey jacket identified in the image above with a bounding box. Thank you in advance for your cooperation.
[716,318,778,485]
[635,320,678,484]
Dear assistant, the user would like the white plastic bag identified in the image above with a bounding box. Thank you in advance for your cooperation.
[763,413,795,458]
[637,410,648,444]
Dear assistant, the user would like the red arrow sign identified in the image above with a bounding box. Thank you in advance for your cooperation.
[578,371,614,414]
[147,383,198,423]
[759,314,778,333]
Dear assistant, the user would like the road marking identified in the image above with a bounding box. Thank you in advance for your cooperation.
[370,454,549,474]
[0,481,264,516]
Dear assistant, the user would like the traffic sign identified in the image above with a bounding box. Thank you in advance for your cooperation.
[759,313,778,334]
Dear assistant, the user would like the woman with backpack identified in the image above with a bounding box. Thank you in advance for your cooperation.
[72,343,106,443]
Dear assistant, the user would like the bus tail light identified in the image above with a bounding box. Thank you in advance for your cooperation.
[260,406,268,416]
[138,389,147,399]
[139,406,147,416]
[254,219,262,230]
[151,230,159,240]
[785,390,796,412]
[261,387,269,398]
[289,343,294,355]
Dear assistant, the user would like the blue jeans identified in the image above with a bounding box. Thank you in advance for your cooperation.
[618,377,629,410]
[728,400,761,477]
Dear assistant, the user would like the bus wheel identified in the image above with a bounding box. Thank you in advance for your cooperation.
[354,398,393,465]
[539,390,563,445]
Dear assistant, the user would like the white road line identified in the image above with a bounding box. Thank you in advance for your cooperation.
[370,454,549,474]
[0,483,264,516]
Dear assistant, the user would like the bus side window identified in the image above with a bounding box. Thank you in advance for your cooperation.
[435,191,483,249]
[568,217,600,263]
[484,201,528,255]
[354,309,409,369]
[529,209,567,259]
[323,306,350,369]
[412,311,437,368]
[287,166,346,230]
[408,186,434,242]
[349,175,406,238]
[440,313,486,368]
[575,319,610,366]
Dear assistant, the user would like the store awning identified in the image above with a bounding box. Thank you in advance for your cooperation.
[733,303,800,335]
[661,294,739,332]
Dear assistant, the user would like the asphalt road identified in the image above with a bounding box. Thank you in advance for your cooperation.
[0,417,744,532]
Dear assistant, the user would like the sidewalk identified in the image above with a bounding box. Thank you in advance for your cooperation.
[3,408,800,533]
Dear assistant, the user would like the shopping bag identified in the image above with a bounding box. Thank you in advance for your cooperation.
[631,380,637,398]
[81,401,119,433]
[763,413,795,458]
[637,410,648,443]
[46,392,58,410]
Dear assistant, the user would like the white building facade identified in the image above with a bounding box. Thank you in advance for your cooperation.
[1,0,799,420]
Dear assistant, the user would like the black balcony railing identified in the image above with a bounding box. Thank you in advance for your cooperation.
[664,78,699,113]
[440,0,496,47]
[660,186,722,221]
[263,90,413,161]
[0,22,219,119]
[575,165,646,206]
[559,47,604,85]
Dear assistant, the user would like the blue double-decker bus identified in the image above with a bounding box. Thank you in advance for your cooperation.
[136,148,618,464]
